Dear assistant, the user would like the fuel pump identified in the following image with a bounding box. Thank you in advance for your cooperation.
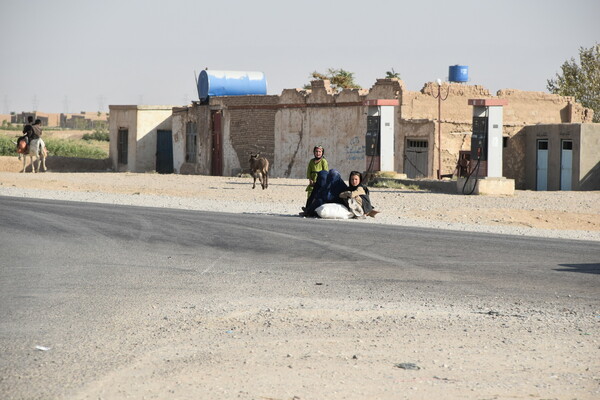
[462,114,488,194]
[366,115,381,156]
[363,99,397,175]
[460,98,512,195]
[471,116,488,161]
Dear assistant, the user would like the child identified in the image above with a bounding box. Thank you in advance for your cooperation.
[306,146,328,199]
[339,171,379,218]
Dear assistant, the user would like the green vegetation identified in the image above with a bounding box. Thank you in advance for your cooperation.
[45,138,107,158]
[385,68,401,79]
[82,130,110,141]
[374,171,400,178]
[369,172,421,190]
[0,136,17,155]
[304,68,361,91]
[547,43,600,122]
[1,121,17,130]
[0,135,108,159]
[371,179,421,190]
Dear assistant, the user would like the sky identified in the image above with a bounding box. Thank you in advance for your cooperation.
[1,0,598,113]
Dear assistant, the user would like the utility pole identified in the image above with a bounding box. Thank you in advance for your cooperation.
[432,79,449,179]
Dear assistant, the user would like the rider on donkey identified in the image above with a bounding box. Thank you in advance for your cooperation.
[16,116,34,158]
[18,118,48,158]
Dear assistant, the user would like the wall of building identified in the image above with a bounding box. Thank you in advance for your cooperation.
[172,105,211,175]
[108,106,137,172]
[212,95,279,176]
[274,80,400,179]
[523,123,600,190]
[108,105,174,173]
[579,123,600,190]
[276,104,367,179]
[135,108,173,172]
[171,108,187,173]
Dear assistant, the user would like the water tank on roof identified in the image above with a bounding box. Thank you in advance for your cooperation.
[197,70,268,102]
[449,65,469,83]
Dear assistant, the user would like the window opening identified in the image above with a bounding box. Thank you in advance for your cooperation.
[186,121,197,162]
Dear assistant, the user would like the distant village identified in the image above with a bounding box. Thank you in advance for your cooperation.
[0,111,108,131]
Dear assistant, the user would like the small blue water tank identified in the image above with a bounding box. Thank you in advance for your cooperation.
[197,70,268,101]
[448,65,469,83]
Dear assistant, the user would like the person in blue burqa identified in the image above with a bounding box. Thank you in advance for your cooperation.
[301,169,348,217]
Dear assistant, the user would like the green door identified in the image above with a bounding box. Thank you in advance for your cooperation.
[156,130,173,174]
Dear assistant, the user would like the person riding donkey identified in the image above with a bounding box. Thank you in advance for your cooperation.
[16,116,34,159]
[24,118,48,157]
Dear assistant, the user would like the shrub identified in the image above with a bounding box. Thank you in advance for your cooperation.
[45,138,107,159]
[0,135,108,159]
[82,131,110,141]
[371,179,422,190]
[0,135,17,155]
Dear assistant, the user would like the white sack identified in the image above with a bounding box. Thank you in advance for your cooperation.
[315,203,353,219]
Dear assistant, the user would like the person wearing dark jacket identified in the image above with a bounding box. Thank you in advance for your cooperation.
[19,116,34,144]
[339,171,379,218]
[302,169,348,217]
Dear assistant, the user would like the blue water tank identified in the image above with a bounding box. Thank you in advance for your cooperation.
[448,65,469,83]
[197,70,268,101]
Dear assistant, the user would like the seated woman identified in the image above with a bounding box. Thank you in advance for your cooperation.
[339,171,379,218]
[302,169,348,217]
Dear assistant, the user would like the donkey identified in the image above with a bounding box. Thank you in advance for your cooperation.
[249,153,269,189]
[19,138,47,173]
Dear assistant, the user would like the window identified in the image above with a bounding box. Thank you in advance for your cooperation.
[117,128,128,164]
[186,121,197,162]
[406,139,428,149]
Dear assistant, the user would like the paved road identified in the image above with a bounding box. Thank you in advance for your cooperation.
[1,197,598,399]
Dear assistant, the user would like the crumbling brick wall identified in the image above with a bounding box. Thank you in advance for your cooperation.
[210,96,278,176]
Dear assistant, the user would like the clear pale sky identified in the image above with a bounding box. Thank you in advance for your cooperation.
[1,0,598,113]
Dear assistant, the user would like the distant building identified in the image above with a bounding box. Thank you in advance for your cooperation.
[10,111,108,130]
[61,112,109,130]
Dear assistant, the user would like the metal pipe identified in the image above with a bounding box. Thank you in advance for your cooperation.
[438,85,442,179]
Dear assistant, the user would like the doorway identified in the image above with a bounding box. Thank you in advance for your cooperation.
[560,140,573,191]
[404,139,428,178]
[536,139,548,191]
[211,111,223,176]
[156,129,173,174]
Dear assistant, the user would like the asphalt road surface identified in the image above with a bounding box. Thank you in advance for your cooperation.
[1,196,598,399]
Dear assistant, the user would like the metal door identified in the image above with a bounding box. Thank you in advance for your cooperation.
[536,139,548,191]
[211,111,223,176]
[560,140,572,191]
[156,130,173,174]
[117,128,128,165]
[404,139,428,178]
